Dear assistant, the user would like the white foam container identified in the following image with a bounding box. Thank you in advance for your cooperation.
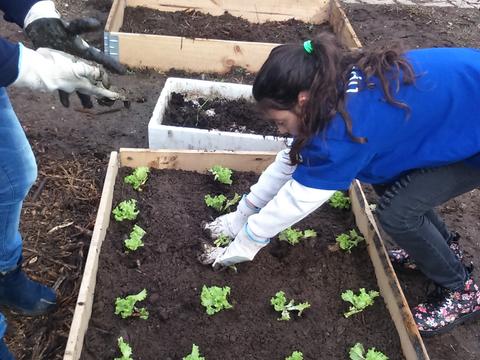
[148,78,287,151]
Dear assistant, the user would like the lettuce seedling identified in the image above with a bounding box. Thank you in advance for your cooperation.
[286,351,304,360]
[349,343,389,360]
[115,337,133,360]
[113,199,139,221]
[341,288,380,318]
[115,289,149,320]
[279,227,317,245]
[204,193,241,213]
[124,224,146,251]
[209,165,233,185]
[336,229,364,253]
[329,191,351,209]
[183,344,205,360]
[205,194,226,212]
[214,233,231,247]
[270,291,310,321]
[201,285,233,315]
[124,166,149,191]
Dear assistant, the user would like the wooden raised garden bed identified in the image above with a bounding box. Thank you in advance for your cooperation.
[104,0,361,73]
[64,149,430,360]
[148,77,287,151]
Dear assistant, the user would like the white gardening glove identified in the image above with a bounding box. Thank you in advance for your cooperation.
[199,180,336,269]
[199,224,269,269]
[203,195,259,239]
[13,45,125,102]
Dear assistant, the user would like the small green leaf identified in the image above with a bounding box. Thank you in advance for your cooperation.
[214,234,231,247]
[329,191,351,209]
[342,288,379,318]
[124,167,149,190]
[115,337,133,360]
[112,199,139,221]
[286,351,304,360]
[124,224,146,251]
[183,344,205,360]
[201,285,233,315]
[271,291,310,321]
[115,289,149,320]
[209,165,233,185]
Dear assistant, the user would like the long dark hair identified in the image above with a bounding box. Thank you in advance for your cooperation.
[252,32,416,165]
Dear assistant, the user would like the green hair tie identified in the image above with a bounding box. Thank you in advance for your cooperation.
[303,40,313,54]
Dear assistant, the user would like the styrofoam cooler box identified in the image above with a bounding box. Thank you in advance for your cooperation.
[148,77,287,151]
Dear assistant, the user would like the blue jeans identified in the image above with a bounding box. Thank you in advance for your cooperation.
[0,87,37,336]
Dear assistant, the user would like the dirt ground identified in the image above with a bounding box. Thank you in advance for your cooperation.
[345,4,480,48]
[82,169,401,360]
[0,0,479,359]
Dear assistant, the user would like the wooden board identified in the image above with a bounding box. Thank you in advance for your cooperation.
[64,149,430,360]
[104,0,360,73]
[349,180,430,360]
[64,152,119,360]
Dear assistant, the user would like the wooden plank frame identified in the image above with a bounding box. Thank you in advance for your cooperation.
[104,0,362,73]
[64,148,429,360]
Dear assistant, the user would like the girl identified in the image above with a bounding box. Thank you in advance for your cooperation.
[200,32,480,336]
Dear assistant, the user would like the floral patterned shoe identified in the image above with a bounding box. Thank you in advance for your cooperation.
[412,276,480,336]
[388,233,463,271]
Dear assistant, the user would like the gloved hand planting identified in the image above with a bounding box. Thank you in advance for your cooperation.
[199,224,269,270]
[203,194,259,240]
[23,0,127,108]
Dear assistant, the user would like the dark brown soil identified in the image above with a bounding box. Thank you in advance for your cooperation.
[81,168,402,360]
[345,4,480,49]
[121,7,332,43]
[163,92,278,136]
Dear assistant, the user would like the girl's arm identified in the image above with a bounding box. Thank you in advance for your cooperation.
[210,179,335,267]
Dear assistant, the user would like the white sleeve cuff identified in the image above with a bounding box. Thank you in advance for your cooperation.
[248,179,335,239]
[24,0,60,29]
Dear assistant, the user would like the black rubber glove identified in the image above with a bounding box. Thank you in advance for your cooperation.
[25,17,127,108]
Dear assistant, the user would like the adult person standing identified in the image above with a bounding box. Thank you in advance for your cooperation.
[0,1,126,357]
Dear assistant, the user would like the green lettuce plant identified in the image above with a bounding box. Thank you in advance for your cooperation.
[279,227,317,245]
[209,165,233,185]
[112,199,139,221]
[341,288,379,318]
[183,344,205,360]
[286,351,304,360]
[349,343,388,360]
[115,289,149,320]
[336,229,364,253]
[204,193,240,213]
[214,234,231,247]
[124,224,146,251]
[329,191,351,209]
[270,291,310,321]
[124,166,149,190]
[115,337,133,360]
[201,285,233,315]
